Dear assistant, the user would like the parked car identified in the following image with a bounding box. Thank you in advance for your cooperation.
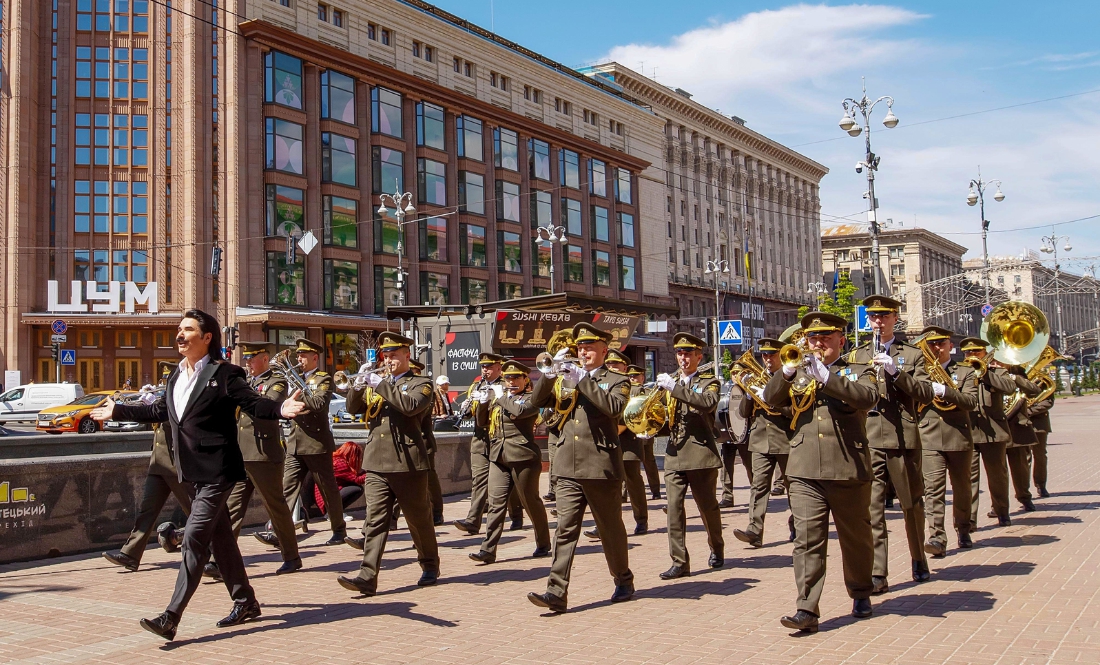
[329,396,356,423]
[103,419,153,432]
[36,390,135,434]
[0,383,85,423]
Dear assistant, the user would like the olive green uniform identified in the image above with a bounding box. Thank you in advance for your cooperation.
[969,366,1020,524]
[918,361,978,549]
[618,385,648,528]
[345,372,440,591]
[663,369,724,568]
[463,377,522,528]
[529,366,634,604]
[281,370,345,536]
[475,388,551,556]
[849,340,934,578]
[1029,396,1054,494]
[119,425,193,561]
[1005,374,1042,504]
[764,357,879,617]
[739,389,792,540]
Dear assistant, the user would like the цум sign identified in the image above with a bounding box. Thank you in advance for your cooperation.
[47,281,159,313]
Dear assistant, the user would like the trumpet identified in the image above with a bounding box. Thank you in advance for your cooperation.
[535,329,581,375]
[534,352,582,375]
[333,365,390,391]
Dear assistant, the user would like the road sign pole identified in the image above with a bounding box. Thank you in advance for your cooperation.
[56,358,60,383]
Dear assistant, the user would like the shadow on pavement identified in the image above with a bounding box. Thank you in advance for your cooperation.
[875,590,997,617]
[978,534,1060,548]
[932,560,1036,581]
[0,583,81,601]
[1011,514,1082,526]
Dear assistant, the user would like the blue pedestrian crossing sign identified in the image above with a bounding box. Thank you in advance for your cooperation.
[855,305,873,333]
[717,320,744,346]
[60,349,76,366]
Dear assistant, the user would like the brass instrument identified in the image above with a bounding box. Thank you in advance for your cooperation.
[728,351,778,415]
[622,361,714,437]
[270,349,314,398]
[777,324,809,372]
[535,329,581,375]
[980,301,1053,417]
[333,364,390,391]
[916,335,958,411]
[1023,346,1066,407]
[963,355,988,378]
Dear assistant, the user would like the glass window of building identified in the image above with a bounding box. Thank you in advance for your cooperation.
[266,251,306,306]
[132,182,148,234]
[322,133,356,186]
[618,212,635,248]
[374,266,401,314]
[458,171,485,215]
[265,118,304,174]
[418,216,448,262]
[494,127,518,171]
[496,181,520,222]
[323,195,357,247]
[620,255,636,290]
[499,282,523,300]
[457,115,483,161]
[561,198,581,236]
[113,182,129,232]
[324,259,359,310]
[132,48,149,99]
[74,250,90,280]
[530,190,552,229]
[420,272,449,305]
[94,113,109,165]
[589,158,607,197]
[498,231,521,272]
[459,223,486,267]
[132,114,148,166]
[373,213,402,254]
[320,70,356,124]
[112,250,129,281]
[593,250,611,286]
[559,149,580,189]
[529,138,551,181]
[266,185,305,237]
[592,206,609,242]
[372,146,403,193]
[76,114,91,164]
[93,180,109,232]
[75,180,91,232]
[264,51,303,110]
[615,168,633,204]
[417,158,446,206]
[416,101,445,150]
[325,332,359,374]
[565,244,584,282]
[461,277,487,305]
[371,86,403,137]
[533,240,551,277]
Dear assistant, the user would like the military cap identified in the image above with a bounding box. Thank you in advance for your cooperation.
[920,326,953,342]
[478,352,506,365]
[294,337,323,354]
[605,349,630,365]
[673,332,707,351]
[409,359,425,374]
[959,336,989,352]
[572,322,612,344]
[378,331,414,351]
[862,294,902,313]
[239,340,275,358]
[800,311,847,334]
[626,364,645,376]
[757,337,783,353]
[501,360,532,377]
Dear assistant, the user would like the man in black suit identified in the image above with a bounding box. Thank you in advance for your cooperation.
[92,309,305,641]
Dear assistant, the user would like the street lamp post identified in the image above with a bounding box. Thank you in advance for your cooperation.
[966,169,1005,308]
[1040,230,1072,391]
[959,312,974,336]
[535,224,568,294]
[807,281,828,305]
[840,78,898,296]
[377,189,417,332]
[705,258,730,374]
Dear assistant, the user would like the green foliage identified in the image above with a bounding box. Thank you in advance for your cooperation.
[720,349,734,381]
[799,275,859,343]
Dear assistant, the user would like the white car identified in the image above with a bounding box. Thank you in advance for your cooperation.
[0,383,85,423]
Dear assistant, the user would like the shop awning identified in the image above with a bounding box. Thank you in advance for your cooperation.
[386,293,679,321]
[21,312,184,326]
[234,307,399,329]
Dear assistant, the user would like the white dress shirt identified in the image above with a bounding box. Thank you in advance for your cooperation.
[173,355,210,419]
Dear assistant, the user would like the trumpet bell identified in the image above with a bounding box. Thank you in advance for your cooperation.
[981,301,1050,367]
[779,343,804,370]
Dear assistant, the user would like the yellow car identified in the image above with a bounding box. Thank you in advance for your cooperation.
[36,391,138,434]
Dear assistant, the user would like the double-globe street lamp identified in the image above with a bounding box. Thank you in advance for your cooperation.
[535,224,568,295]
[1040,231,1072,391]
[840,79,899,295]
[966,170,1005,307]
[704,258,730,373]
[377,189,416,333]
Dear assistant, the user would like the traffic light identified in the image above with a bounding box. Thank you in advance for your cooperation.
[51,343,60,362]
[222,326,239,352]
[210,246,223,276]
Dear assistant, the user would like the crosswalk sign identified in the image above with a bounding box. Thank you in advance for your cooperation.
[856,305,872,333]
[60,349,76,366]
[717,320,744,346]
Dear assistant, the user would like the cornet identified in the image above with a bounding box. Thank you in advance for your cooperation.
[534,351,582,375]
[333,365,390,391]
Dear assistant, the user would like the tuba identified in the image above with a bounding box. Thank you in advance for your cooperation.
[622,361,713,437]
[981,301,1052,417]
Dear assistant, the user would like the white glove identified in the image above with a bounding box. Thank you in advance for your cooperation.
[636,432,652,440]
[475,390,490,404]
[365,372,384,388]
[562,363,585,384]
[491,384,504,399]
[553,348,571,362]
[139,391,158,405]
[782,364,797,379]
[140,384,156,393]
[807,355,831,384]
[751,386,765,401]
[873,352,898,376]
[656,373,676,391]
[932,382,946,398]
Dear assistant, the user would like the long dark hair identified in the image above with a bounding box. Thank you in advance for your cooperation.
[182,308,224,362]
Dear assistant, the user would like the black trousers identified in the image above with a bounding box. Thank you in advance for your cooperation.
[166,482,255,620]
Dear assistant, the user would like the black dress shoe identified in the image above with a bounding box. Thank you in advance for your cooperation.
[871,575,889,595]
[717,499,734,509]
[733,529,762,548]
[611,581,634,603]
[139,612,178,640]
[389,518,400,530]
[997,516,1012,527]
[543,491,556,501]
[216,600,261,628]
[253,530,280,548]
[452,519,479,535]
[433,514,445,526]
[532,545,552,558]
[156,522,182,553]
[275,558,303,575]
[323,531,348,546]
[780,610,819,633]
[885,497,895,509]
[651,492,662,501]
[659,564,690,580]
[344,535,365,550]
[204,562,223,582]
[852,598,873,618]
[418,569,439,586]
[708,552,724,569]
[789,516,797,543]
[1037,486,1050,498]
[469,550,496,564]
[583,528,601,540]
[103,550,139,572]
[957,529,974,549]
[924,540,947,558]
[633,522,648,536]
[550,508,558,517]
[337,575,376,596]
[295,518,309,533]
[1021,498,1037,512]
[509,517,524,531]
[912,559,931,583]
[527,591,567,613]
[771,484,786,496]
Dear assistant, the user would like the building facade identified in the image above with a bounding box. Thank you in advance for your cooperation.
[2,0,668,389]
[582,64,828,346]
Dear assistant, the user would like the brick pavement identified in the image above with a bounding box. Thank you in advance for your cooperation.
[2,395,1099,664]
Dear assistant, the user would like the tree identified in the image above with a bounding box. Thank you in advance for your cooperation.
[720,348,735,381]
[797,275,858,343]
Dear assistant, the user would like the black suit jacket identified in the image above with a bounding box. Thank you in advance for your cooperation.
[114,360,283,484]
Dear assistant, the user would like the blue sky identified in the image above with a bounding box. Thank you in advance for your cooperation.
[430,1,1100,273]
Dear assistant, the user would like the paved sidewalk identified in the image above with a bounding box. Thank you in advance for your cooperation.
[2,395,1099,664]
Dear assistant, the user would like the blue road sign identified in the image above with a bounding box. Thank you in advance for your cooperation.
[981,304,994,317]
[717,319,744,346]
[51,319,67,335]
[60,349,76,366]
[365,348,378,365]
[856,305,873,332]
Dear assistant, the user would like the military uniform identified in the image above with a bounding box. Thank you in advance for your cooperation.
[224,344,299,566]
[962,337,1019,527]
[1029,395,1054,497]
[848,295,934,585]
[915,328,979,554]
[527,323,634,611]
[471,361,551,561]
[280,338,345,539]
[339,332,439,594]
[1005,373,1042,508]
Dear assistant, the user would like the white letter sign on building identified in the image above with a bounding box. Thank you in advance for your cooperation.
[46,281,159,314]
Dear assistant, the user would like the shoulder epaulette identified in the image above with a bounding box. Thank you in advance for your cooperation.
[847,350,857,363]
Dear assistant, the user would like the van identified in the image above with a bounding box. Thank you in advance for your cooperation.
[0,383,86,423]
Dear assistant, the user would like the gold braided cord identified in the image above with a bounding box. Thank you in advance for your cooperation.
[488,402,502,439]
[665,390,677,429]
[788,383,816,431]
[362,387,384,422]
[553,377,578,418]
